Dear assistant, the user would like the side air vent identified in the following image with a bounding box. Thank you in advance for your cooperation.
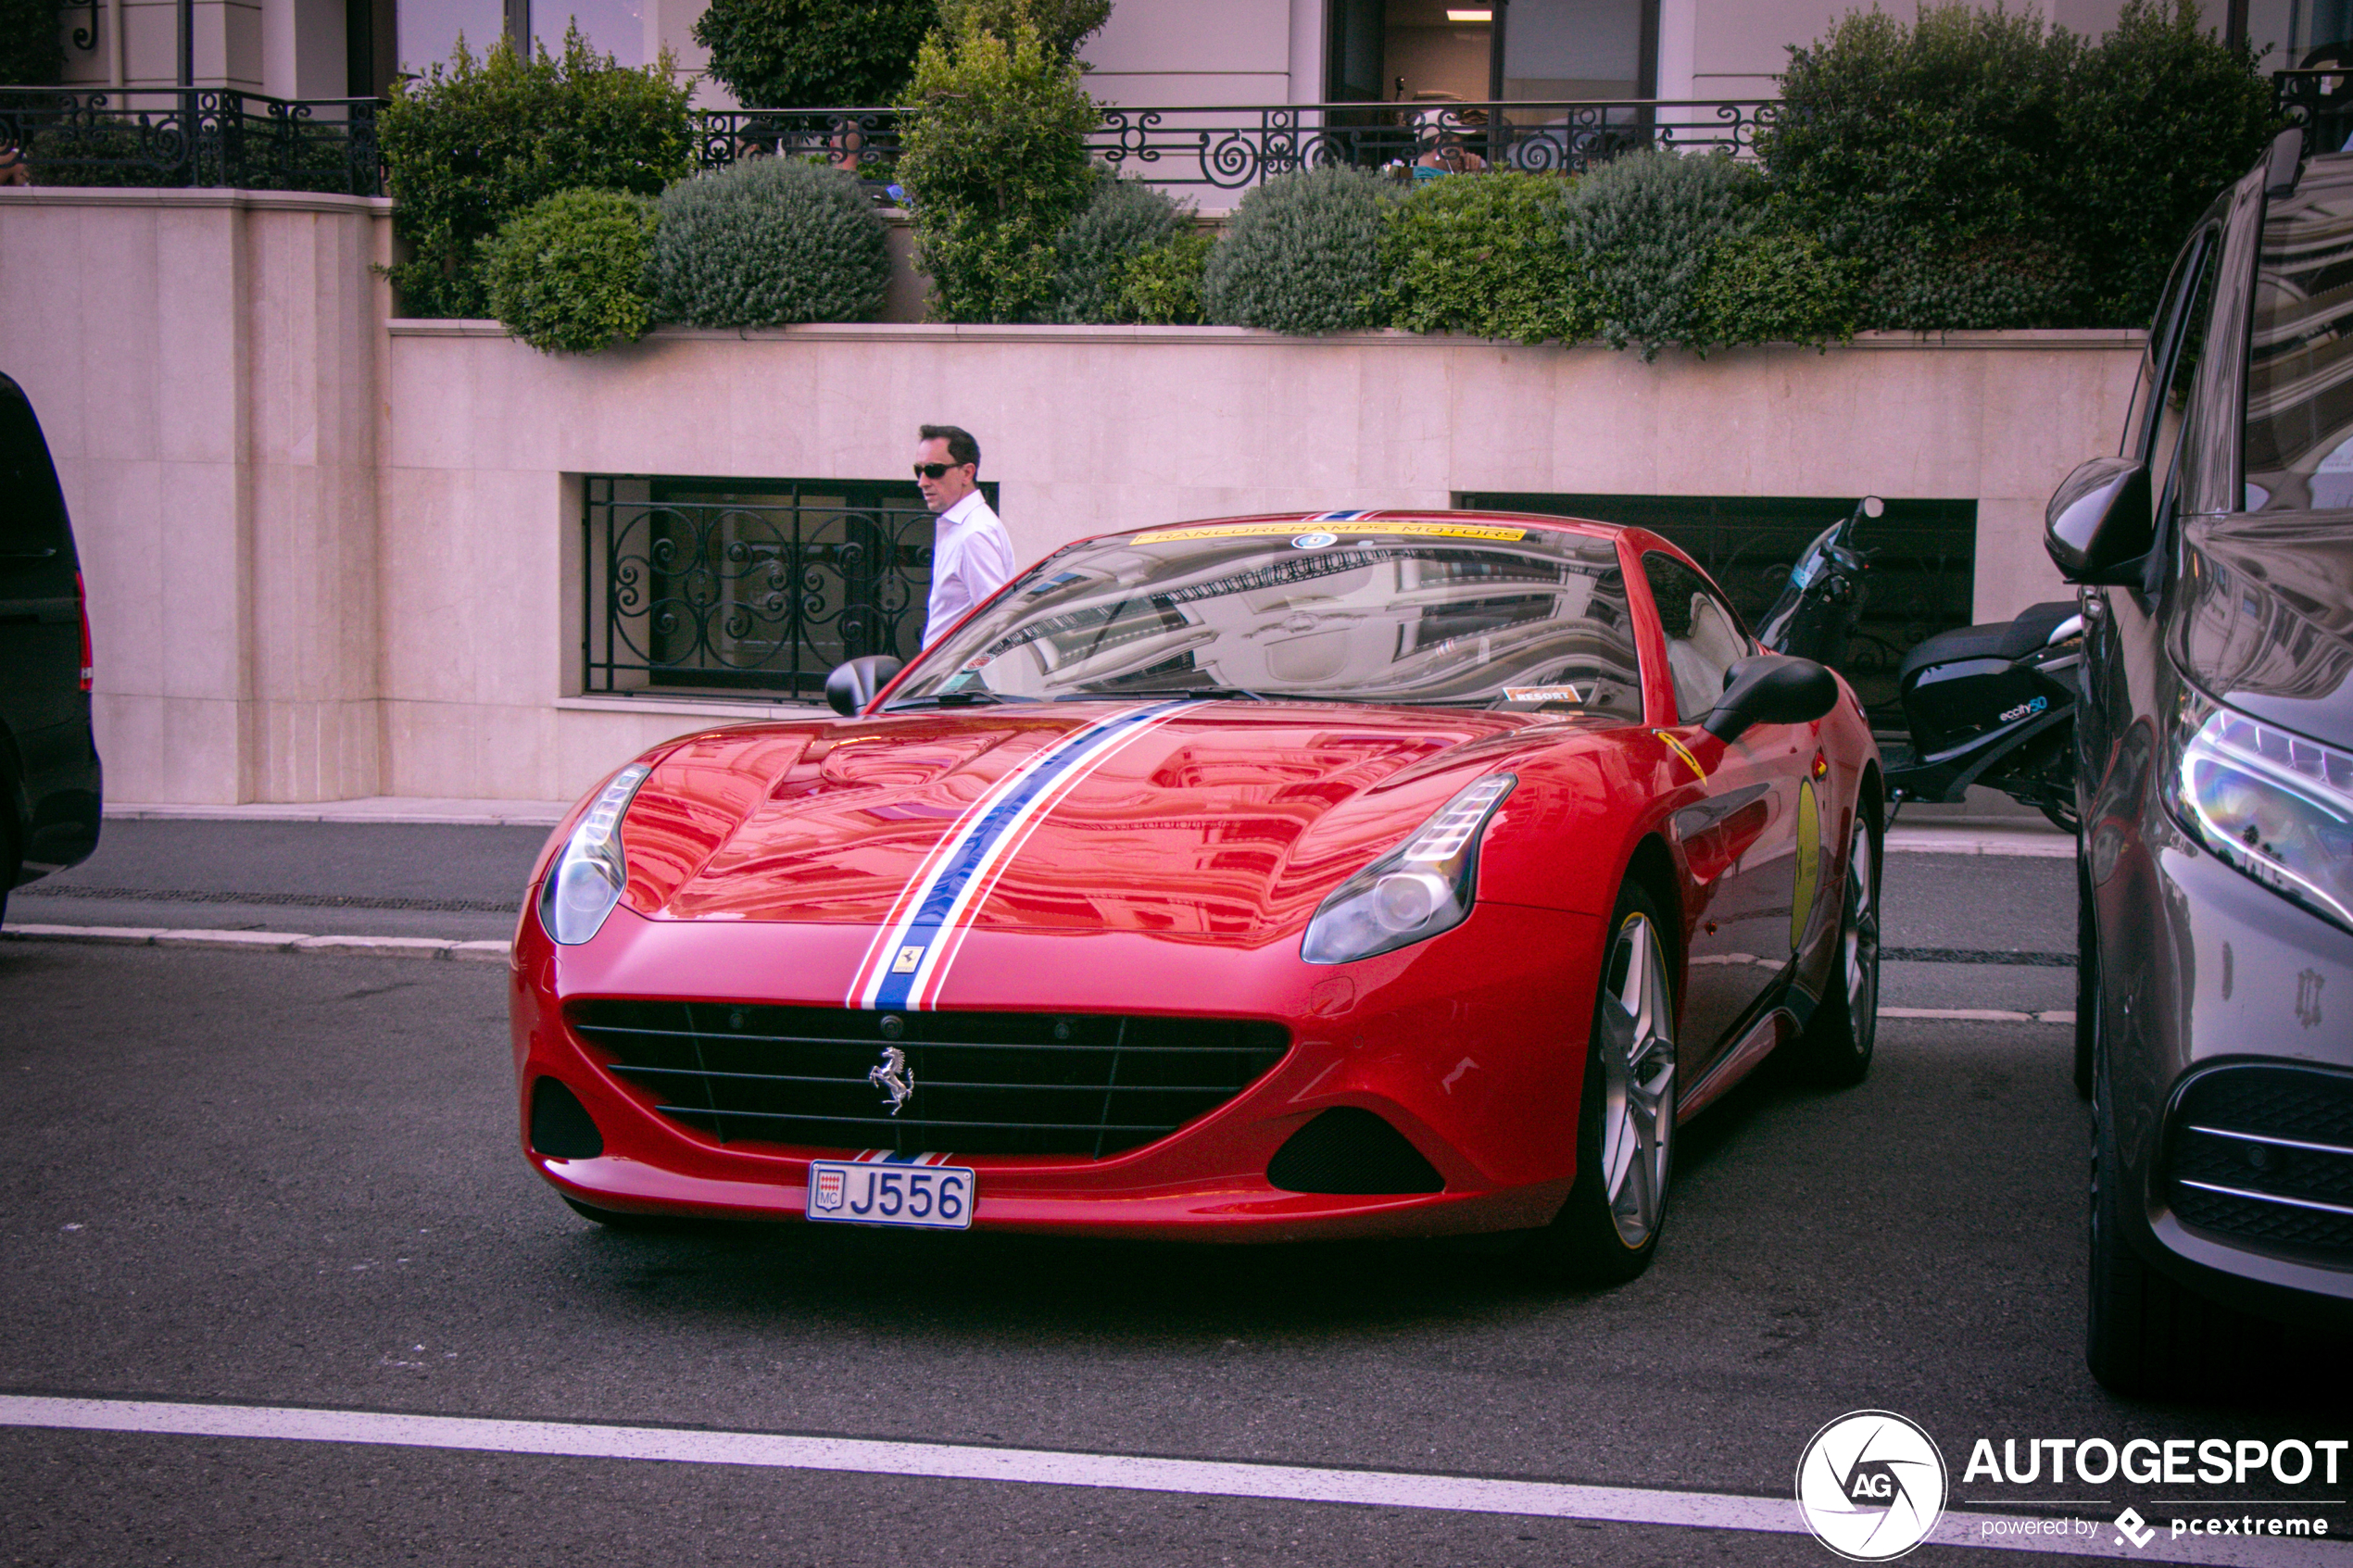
[1267,1108,1443,1195]
[530,1076,605,1160]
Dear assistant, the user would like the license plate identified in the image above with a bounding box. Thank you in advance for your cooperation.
[805,1160,975,1230]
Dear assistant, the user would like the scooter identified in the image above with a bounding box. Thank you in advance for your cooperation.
[1756,496,2082,833]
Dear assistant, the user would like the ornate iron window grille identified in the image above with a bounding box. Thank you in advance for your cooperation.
[1456,492,1978,729]
[582,476,959,702]
[0,87,381,195]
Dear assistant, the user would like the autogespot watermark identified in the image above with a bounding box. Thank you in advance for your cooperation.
[1795,1413,2347,1559]
[1796,1411,1950,1561]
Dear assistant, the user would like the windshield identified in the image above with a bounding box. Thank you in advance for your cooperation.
[888,519,1644,715]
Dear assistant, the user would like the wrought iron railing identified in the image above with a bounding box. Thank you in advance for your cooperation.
[0,87,382,194]
[583,476,950,701]
[691,98,1778,194]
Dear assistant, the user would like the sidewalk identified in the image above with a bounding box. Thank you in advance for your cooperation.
[104,797,2073,856]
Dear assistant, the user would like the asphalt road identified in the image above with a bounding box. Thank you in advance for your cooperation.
[1,826,2345,1567]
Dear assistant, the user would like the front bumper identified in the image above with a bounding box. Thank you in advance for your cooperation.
[2097,821,2353,1325]
[510,900,1602,1240]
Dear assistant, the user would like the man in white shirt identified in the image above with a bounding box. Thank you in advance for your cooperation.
[914,424,1016,644]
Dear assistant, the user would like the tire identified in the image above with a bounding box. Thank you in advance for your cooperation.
[2085,1036,2226,1396]
[561,1194,697,1233]
[2073,854,2096,1101]
[1523,881,1679,1286]
[0,803,18,932]
[1791,809,1880,1086]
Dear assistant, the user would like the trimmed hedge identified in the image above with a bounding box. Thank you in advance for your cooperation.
[1104,230,1213,324]
[482,188,659,354]
[1382,170,1592,345]
[1203,164,1392,334]
[649,157,891,327]
[1562,149,1762,358]
[1765,0,2278,330]
[379,28,691,320]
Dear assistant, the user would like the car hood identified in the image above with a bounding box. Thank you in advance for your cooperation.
[616,701,1590,941]
[2177,514,2353,750]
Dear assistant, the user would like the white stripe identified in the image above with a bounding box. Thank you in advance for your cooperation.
[897,713,1163,1008]
[909,706,1191,1007]
[849,706,1163,1010]
[1,1397,2340,1564]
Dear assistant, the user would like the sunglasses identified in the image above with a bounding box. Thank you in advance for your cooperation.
[913,461,968,480]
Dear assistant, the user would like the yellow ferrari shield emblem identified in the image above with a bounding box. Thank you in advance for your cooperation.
[1791,777,1821,950]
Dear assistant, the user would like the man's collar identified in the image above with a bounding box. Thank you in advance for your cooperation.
[938,489,987,527]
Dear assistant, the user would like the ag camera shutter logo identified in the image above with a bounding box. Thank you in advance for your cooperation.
[1796,1411,1948,1561]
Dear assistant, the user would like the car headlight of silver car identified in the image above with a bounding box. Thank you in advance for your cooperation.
[2171,693,2353,933]
[1302,773,1516,965]
[538,763,653,946]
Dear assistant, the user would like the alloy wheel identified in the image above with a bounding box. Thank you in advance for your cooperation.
[1595,911,1677,1248]
[1842,819,1880,1032]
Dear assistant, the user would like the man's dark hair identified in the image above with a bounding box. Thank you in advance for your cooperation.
[919,424,980,470]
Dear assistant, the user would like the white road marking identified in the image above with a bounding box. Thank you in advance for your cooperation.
[0,1397,2337,1564]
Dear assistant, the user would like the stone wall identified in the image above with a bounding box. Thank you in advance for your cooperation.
[0,188,2144,805]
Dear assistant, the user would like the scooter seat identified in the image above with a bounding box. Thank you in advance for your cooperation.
[1898,600,2077,684]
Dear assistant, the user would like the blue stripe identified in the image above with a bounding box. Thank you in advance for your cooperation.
[870,705,1175,1011]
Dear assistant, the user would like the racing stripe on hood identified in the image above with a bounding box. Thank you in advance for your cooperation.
[845,702,1189,1011]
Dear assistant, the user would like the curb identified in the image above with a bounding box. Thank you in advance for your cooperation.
[1,924,510,962]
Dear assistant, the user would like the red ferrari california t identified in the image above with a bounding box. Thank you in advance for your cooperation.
[512,511,1882,1281]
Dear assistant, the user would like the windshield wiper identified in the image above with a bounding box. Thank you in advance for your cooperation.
[884,689,1015,709]
[1090,685,1271,703]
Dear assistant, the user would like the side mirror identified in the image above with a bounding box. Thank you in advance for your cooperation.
[2044,457,2152,583]
[1703,654,1840,744]
[824,655,905,716]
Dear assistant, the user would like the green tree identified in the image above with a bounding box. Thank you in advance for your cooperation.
[1382,170,1593,344]
[692,0,937,107]
[2061,0,2281,325]
[937,0,1113,57]
[895,16,1095,320]
[0,0,64,85]
[379,27,691,319]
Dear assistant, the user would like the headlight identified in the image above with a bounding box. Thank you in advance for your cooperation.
[2171,694,2353,933]
[1302,773,1516,965]
[538,763,653,946]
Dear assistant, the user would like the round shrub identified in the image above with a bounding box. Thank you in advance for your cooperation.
[1203,164,1392,334]
[1382,170,1594,345]
[1561,148,1763,359]
[1695,227,1858,348]
[1053,174,1193,322]
[650,158,891,327]
[483,188,659,354]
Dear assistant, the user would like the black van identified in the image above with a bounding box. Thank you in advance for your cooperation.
[0,373,101,925]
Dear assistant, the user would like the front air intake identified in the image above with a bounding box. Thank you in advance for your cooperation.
[569,1001,1290,1159]
[2165,1064,2353,1267]
[1267,1108,1443,1195]
[530,1076,605,1160]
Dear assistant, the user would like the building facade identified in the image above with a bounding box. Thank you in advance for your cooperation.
[45,0,2305,108]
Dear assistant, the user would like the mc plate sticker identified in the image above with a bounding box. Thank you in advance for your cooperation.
[1504,685,1584,704]
[1131,521,1529,545]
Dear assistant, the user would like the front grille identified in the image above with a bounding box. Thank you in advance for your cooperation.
[569,1000,1290,1159]
[2164,1065,2353,1267]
